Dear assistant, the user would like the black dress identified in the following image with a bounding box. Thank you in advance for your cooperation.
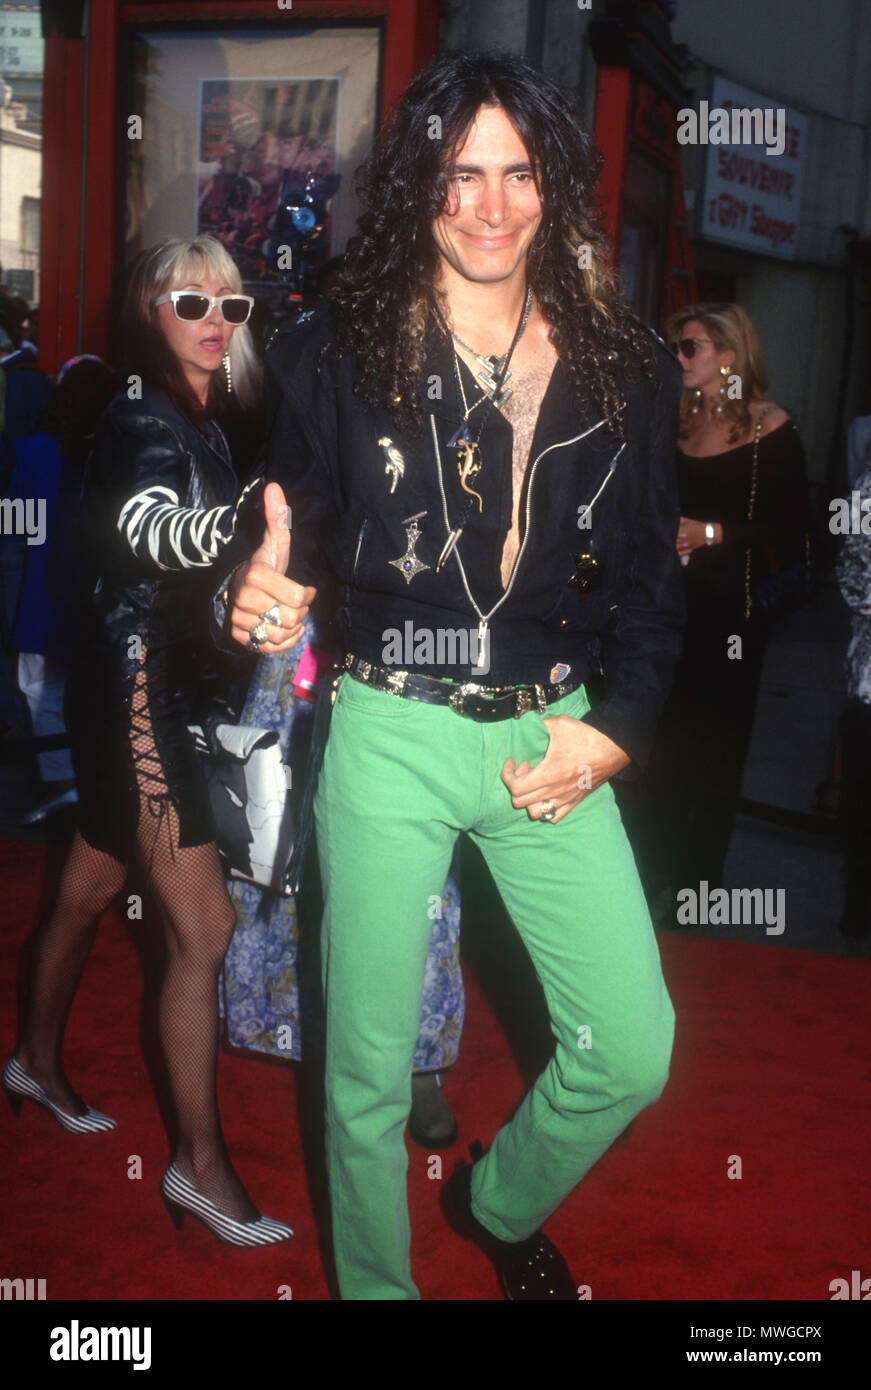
[65,384,256,859]
[619,417,810,893]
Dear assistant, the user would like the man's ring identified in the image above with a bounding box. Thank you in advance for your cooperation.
[248,618,269,650]
[540,800,557,822]
[260,603,281,627]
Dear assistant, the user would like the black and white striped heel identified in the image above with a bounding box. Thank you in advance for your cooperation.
[2,1057,116,1133]
[160,1163,293,1247]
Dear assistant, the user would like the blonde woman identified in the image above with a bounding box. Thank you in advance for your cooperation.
[4,237,294,1245]
[622,302,810,906]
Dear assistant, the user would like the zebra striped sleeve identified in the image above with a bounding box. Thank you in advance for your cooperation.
[117,485,236,571]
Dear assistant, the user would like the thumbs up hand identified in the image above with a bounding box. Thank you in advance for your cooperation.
[253,480,293,576]
[228,482,316,654]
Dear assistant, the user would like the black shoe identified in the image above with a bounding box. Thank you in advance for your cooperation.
[440,1153,577,1300]
[409,1070,458,1149]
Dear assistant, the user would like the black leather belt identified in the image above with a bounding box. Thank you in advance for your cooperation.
[342,653,578,721]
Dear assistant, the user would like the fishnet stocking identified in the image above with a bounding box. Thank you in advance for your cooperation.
[17,656,258,1222]
[128,663,257,1220]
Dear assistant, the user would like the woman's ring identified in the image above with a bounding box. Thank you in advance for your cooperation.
[540,800,557,822]
[260,603,281,627]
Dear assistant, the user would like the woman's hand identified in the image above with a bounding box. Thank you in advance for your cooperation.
[228,482,316,654]
[500,716,630,823]
[676,516,722,557]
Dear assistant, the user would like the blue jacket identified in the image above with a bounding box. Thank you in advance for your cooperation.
[0,348,51,488]
[10,430,84,659]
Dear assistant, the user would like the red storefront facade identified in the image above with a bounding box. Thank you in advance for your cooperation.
[39,0,439,373]
[37,0,693,373]
[590,0,696,330]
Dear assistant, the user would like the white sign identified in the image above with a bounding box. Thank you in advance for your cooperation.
[0,8,43,76]
[695,75,807,260]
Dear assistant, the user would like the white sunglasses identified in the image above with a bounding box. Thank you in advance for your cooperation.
[154,291,254,325]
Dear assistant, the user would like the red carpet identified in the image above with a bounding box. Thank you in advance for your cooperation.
[1,838,869,1301]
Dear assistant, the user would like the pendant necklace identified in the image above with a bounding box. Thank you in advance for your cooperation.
[436,286,534,572]
[451,283,533,409]
[452,359,486,512]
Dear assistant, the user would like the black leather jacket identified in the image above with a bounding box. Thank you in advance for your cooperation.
[214,303,685,772]
[66,384,254,853]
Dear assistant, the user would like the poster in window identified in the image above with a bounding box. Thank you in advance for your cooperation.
[125,28,380,305]
[197,77,341,289]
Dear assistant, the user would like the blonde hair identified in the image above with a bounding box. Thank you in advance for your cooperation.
[124,235,261,416]
[666,301,768,443]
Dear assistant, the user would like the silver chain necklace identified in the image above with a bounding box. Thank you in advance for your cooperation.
[433,287,535,571]
[450,286,534,408]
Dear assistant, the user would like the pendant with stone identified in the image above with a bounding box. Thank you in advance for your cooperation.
[389,511,430,584]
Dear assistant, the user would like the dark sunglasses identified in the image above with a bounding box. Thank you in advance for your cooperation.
[154,292,254,325]
[672,336,713,359]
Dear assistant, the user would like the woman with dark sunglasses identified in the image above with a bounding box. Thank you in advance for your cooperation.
[4,236,295,1246]
[619,302,811,916]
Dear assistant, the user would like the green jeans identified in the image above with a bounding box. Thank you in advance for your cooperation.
[314,674,675,1300]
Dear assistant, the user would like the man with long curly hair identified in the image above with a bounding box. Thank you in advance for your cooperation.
[217,51,684,1300]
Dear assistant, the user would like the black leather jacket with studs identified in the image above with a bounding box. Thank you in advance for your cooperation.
[213,302,685,771]
[64,385,258,853]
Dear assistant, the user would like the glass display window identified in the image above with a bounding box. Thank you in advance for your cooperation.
[125,24,381,310]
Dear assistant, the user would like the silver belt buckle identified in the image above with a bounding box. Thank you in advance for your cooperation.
[385,669,409,697]
[513,689,533,718]
[449,681,477,716]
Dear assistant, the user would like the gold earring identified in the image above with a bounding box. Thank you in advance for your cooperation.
[688,388,704,415]
[713,363,730,415]
[222,351,232,394]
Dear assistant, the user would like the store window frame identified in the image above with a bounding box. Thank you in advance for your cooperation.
[39,0,438,371]
[120,17,384,323]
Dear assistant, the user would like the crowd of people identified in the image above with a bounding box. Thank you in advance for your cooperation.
[1,49,868,1299]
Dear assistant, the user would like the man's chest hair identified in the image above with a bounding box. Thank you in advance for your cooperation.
[499,361,556,482]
